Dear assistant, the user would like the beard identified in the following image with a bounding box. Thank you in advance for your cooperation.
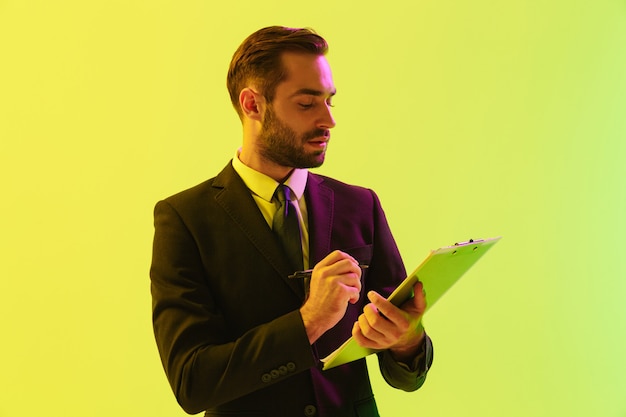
[257,106,328,169]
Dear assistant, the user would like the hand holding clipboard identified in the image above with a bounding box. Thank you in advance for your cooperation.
[321,237,502,370]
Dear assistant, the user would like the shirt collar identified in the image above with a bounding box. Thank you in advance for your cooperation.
[232,150,308,202]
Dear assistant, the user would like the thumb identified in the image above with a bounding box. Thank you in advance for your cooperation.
[412,281,427,314]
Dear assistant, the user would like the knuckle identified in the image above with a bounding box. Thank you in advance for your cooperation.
[360,324,375,338]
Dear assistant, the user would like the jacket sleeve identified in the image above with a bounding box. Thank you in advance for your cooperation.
[150,200,316,414]
[378,333,434,391]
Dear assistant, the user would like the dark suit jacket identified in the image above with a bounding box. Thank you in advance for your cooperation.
[150,162,432,417]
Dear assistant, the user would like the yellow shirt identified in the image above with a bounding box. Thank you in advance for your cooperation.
[231,151,310,269]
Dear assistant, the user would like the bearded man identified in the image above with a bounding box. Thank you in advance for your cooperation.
[150,26,433,417]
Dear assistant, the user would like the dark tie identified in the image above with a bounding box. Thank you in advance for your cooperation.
[272,184,304,273]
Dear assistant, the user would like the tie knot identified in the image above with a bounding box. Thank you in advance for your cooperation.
[275,184,291,204]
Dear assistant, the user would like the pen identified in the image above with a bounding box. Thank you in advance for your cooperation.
[288,264,369,279]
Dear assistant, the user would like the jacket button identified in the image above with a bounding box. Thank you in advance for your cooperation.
[287,362,296,372]
[278,365,288,375]
[304,405,317,416]
[270,369,280,379]
[261,373,272,383]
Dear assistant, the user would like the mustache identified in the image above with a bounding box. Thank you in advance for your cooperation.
[302,129,330,141]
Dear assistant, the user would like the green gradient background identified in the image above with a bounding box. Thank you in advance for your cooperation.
[1,1,625,416]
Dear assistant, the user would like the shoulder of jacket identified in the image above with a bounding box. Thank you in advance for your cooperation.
[309,173,371,193]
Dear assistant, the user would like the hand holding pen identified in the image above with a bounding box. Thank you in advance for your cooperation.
[298,251,365,344]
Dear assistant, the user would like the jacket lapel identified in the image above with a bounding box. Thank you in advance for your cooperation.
[305,173,334,266]
[213,162,305,298]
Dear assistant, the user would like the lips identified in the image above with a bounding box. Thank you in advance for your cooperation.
[307,138,328,148]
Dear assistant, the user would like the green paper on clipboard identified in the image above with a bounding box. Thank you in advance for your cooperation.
[321,236,501,370]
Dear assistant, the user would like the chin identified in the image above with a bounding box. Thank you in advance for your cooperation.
[310,151,326,165]
[293,149,326,169]
[309,157,326,168]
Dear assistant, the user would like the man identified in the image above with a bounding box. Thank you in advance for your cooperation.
[150,26,433,416]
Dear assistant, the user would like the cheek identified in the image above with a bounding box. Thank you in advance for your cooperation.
[273,106,313,138]
[284,119,308,138]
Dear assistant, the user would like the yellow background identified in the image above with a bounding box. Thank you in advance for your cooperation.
[1,1,625,416]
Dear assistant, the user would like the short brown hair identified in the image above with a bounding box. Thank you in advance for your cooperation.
[227,26,328,119]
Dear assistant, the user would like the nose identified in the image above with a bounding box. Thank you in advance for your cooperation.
[318,103,336,130]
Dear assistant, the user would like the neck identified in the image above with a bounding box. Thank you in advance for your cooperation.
[238,147,294,183]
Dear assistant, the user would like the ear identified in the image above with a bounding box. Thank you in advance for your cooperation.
[239,88,264,122]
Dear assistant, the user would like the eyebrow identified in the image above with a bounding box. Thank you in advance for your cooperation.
[290,88,337,98]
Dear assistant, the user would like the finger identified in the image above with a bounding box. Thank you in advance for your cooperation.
[357,309,386,345]
[352,321,383,349]
[337,258,362,275]
[351,321,367,345]
[361,302,395,334]
[367,291,405,324]
[345,285,361,304]
[319,256,361,278]
[312,258,359,283]
[414,281,427,312]
[313,250,342,271]
[323,250,358,266]
[336,261,362,291]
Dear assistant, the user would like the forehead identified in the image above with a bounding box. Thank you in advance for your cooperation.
[276,52,335,97]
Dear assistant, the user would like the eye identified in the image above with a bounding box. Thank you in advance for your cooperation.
[298,102,314,109]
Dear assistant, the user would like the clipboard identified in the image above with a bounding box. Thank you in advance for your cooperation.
[321,236,501,370]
